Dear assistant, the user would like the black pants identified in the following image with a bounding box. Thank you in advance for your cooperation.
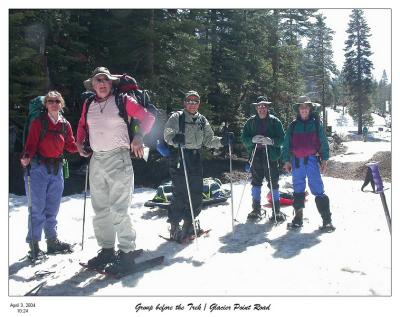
[167,149,203,224]
[251,150,279,190]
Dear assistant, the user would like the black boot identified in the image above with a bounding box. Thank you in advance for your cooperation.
[87,248,116,270]
[287,208,303,229]
[182,219,201,238]
[247,199,262,220]
[28,241,45,260]
[315,195,336,232]
[169,221,183,242]
[270,200,286,223]
[104,250,136,275]
[46,238,73,254]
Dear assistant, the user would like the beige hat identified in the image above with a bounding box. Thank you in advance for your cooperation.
[293,95,314,112]
[184,90,200,100]
[251,96,272,105]
[83,66,119,90]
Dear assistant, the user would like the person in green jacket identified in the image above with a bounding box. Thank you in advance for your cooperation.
[362,126,368,142]
[242,96,285,222]
[282,95,334,232]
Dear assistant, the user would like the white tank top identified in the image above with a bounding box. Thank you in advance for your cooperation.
[87,95,130,152]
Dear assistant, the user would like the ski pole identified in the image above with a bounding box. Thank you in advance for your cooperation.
[228,141,235,234]
[180,146,198,246]
[366,162,391,235]
[234,145,257,222]
[81,162,89,250]
[26,165,36,261]
[265,145,277,224]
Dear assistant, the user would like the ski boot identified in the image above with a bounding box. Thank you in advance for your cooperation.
[46,238,73,254]
[169,222,184,242]
[270,211,286,224]
[316,195,336,232]
[104,250,136,275]
[247,200,263,221]
[269,200,286,224]
[86,248,116,270]
[287,208,303,230]
[27,241,45,261]
[182,219,202,239]
[319,221,336,232]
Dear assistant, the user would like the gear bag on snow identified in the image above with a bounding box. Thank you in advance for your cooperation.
[81,73,160,152]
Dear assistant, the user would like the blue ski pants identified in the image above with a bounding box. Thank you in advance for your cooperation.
[292,155,325,196]
[24,161,64,243]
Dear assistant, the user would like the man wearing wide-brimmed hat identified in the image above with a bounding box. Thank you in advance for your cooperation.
[241,96,286,222]
[76,66,155,274]
[282,95,334,232]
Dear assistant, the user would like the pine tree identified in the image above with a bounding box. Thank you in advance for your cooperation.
[342,9,374,134]
[303,14,337,127]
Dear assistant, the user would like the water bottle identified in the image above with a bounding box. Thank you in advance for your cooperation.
[63,158,70,179]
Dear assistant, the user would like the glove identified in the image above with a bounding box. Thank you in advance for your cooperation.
[172,133,185,146]
[221,132,234,146]
[252,135,273,145]
[156,140,171,157]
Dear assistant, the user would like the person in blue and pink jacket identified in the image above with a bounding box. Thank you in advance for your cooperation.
[282,95,335,232]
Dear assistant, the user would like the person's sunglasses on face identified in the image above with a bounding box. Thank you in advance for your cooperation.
[47,99,61,104]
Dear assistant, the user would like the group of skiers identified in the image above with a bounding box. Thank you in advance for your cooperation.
[21,65,335,276]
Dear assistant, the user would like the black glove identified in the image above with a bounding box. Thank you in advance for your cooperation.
[172,133,185,146]
[221,131,234,146]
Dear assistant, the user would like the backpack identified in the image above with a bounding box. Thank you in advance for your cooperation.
[289,111,321,141]
[82,73,160,146]
[177,110,206,134]
[289,111,322,166]
[23,96,67,147]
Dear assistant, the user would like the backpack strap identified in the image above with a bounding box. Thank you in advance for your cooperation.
[39,113,67,141]
[39,114,49,141]
[178,110,185,133]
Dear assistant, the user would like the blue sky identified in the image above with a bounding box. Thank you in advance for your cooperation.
[320,8,391,82]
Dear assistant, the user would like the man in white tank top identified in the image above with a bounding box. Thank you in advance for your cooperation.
[77,67,155,275]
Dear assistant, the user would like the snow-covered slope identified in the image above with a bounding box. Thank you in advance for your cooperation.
[7,105,393,316]
[8,174,391,297]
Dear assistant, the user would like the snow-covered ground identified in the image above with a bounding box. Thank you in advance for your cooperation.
[6,106,394,315]
[328,108,391,162]
[8,176,392,297]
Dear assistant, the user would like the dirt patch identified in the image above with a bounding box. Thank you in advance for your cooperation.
[326,151,391,182]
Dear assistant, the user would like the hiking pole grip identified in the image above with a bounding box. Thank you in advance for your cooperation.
[81,162,89,250]
[366,162,391,234]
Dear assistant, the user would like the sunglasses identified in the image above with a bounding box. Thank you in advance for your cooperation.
[94,77,111,83]
[47,99,61,104]
[185,100,200,105]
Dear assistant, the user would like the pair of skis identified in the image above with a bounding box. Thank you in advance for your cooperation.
[79,249,164,279]
[159,229,211,244]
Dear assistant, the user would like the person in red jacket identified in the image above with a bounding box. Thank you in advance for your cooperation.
[21,91,78,259]
[76,67,155,275]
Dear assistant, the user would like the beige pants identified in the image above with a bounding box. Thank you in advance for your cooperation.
[89,147,135,252]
